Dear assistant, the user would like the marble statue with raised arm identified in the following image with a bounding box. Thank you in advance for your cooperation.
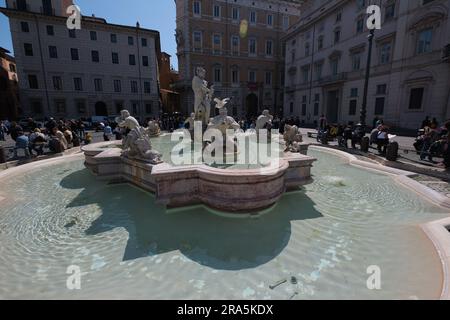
[205,99,241,161]
[115,109,162,164]
[192,67,214,126]
[207,102,241,134]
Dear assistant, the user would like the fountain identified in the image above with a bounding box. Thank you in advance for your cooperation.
[82,70,316,213]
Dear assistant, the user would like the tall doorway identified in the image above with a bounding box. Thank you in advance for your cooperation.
[95,101,108,116]
[326,90,339,124]
[246,93,258,118]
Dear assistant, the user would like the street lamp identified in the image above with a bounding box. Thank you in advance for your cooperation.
[360,28,375,129]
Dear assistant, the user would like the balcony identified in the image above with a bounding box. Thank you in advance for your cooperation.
[13,1,30,12]
[443,44,450,62]
[317,72,347,86]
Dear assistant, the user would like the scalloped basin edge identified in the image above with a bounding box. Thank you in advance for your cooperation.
[81,141,317,213]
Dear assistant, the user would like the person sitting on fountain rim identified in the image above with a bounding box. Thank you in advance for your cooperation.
[29,128,47,156]
[14,131,31,159]
[376,126,390,155]
[343,125,353,149]
[420,123,439,161]
[103,123,113,141]
[50,126,68,152]
[352,123,365,149]
[442,133,450,169]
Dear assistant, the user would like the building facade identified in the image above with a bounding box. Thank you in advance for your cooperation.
[284,0,450,130]
[1,0,161,122]
[174,0,301,119]
[159,52,181,114]
[0,47,20,119]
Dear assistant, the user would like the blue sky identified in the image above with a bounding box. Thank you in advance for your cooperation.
[0,0,178,69]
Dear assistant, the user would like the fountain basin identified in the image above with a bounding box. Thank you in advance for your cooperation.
[1,148,450,299]
[82,141,316,213]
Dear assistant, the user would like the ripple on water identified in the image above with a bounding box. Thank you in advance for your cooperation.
[0,149,448,299]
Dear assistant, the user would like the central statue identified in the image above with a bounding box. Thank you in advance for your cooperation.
[192,67,214,127]
[204,99,241,163]
[207,101,241,134]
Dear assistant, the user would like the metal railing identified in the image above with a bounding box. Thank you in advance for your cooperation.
[317,72,347,85]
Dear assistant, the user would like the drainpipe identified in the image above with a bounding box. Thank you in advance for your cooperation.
[446,81,450,120]
[274,3,280,117]
[136,22,144,122]
[34,14,51,115]
[225,0,229,103]
[308,23,316,125]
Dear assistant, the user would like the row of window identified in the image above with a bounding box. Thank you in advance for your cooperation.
[207,67,276,86]
[20,21,149,47]
[27,75,153,94]
[347,85,387,116]
[30,100,155,116]
[297,27,432,63]
[193,32,275,57]
[294,28,433,84]
[289,84,427,117]
[294,4,434,63]
[349,86,426,113]
[23,43,150,66]
[193,1,290,30]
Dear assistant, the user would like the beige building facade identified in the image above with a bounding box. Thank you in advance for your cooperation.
[2,0,161,122]
[284,0,450,130]
[0,47,20,119]
[174,0,301,118]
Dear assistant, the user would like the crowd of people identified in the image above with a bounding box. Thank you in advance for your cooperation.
[414,117,450,167]
[1,113,450,170]
[313,116,389,154]
[0,118,91,159]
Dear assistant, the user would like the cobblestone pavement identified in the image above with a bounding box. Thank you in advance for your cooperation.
[411,175,450,199]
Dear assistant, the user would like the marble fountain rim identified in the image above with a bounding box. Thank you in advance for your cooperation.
[81,140,316,178]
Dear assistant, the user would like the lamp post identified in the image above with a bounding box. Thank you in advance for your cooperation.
[360,28,375,129]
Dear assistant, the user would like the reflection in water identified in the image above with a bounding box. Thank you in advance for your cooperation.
[61,169,322,269]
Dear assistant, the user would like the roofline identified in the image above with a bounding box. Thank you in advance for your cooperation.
[0,7,160,35]
[0,6,161,56]
[0,47,15,61]
[174,0,303,8]
[281,0,351,41]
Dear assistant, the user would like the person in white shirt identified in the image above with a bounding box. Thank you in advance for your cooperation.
[377,126,389,155]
